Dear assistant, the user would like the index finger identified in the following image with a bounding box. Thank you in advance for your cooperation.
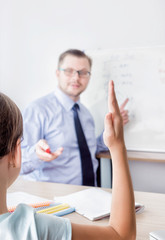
[108,80,120,113]
[120,98,129,111]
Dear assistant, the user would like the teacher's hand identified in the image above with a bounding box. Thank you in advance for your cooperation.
[36,139,63,162]
[120,98,129,125]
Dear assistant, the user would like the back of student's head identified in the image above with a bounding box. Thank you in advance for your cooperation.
[58,49,92,69]
[0,93,23,159]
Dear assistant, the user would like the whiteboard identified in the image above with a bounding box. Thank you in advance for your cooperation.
[81,46,165,152]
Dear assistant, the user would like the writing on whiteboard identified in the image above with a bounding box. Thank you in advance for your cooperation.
[82,47,165,152]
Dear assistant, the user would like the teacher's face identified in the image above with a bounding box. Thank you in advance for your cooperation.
[56,55,91,102]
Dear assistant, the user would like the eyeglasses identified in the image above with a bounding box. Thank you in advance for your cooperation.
[59,68,91,78]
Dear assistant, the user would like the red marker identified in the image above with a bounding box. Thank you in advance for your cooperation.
[45,148,51,154]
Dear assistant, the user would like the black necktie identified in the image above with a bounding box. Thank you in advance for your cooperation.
[72,103,95,186]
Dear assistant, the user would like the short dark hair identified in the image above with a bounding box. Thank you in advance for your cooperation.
[0,93,23,158]
[58,49,92,69]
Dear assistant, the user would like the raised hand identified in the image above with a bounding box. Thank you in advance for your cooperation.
[103,80,124,149]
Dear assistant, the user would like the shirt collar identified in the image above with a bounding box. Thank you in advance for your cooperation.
[54,87,80,111]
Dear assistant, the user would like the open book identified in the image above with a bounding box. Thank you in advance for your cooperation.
[54,188,144,221]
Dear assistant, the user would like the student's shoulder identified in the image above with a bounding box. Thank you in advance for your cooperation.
[15,203,34,213]
[13,204,35,220]
[35,211,72,240]
[0,205,36,240]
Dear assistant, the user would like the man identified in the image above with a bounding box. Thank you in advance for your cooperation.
[21,49,129,186]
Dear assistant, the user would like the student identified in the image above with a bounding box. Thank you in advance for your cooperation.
[0,80,136,239]
[21,49,129,186]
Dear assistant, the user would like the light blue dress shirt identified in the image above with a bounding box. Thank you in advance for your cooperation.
[0,204,71,240]
[21,87,107,185]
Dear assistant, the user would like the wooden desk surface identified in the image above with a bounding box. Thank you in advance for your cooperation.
[96,150,165,162]
[8,178,165,240]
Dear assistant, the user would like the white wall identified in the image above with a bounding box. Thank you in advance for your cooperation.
[1,0,165,110]
[101,159,165,193]
[1,0,165,192]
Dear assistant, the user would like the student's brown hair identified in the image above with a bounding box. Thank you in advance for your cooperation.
[58,49,92,69]
[0,93,23,159]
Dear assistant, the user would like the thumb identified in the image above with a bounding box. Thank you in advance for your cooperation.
[104,113,113,136]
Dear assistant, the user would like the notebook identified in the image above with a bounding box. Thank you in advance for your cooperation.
[149,230,165,240]
[7,192,52,211]
[7,192,75,216]
[54,188,145,221]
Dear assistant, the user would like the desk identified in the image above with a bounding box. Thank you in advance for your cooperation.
[96,150,165,162]
[96,151,165,189]
[8,178,165,240]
